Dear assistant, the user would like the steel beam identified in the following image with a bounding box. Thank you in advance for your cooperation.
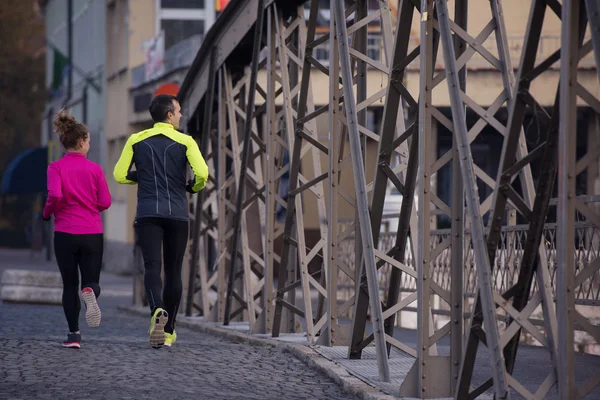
[400,0,461,396]
[256,4,309,335]
[450,0,466,392]
[214,68,233,323]
[222,61,271,326]
[173,2,600,399]
[351,0,368,353]
[349,0,418,359]
[489,0,558,385]
[324,7,342,347]
[414,2,438,395]
[336,1,420,355]
[332,0,390,382]
[272,0,329,343]
[223,0,266,326]
[435,0,510,398]
[557,1,600,398]
[256,7,280,334]
[557,1,578,394]
[456,0,560,397]
[186,48,218,317]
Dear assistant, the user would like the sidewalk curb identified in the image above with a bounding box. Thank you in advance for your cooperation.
[118,305,398,400]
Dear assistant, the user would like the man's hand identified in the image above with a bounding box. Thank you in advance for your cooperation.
[126,170,138,182]
[186,179,196,194]
[42,214,51,221]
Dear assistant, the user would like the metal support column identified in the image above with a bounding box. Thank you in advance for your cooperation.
[455,0,589,396]
[557,2,579,395]
[435,0,510,398]
[557,1,600,398]
[257,6,280,335]
[213,68,233,323]
[349,0,421,360]
[272,0,329,343]
[223,0,266,326]
[186,48,218,317]
[399,1,459,396]
[450,0,466,392]
[332,0,390,382]
[255,4,306,334]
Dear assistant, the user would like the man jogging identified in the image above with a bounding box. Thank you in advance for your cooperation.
[113,94,208,348]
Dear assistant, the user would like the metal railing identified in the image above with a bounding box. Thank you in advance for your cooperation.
[337,217,600,307]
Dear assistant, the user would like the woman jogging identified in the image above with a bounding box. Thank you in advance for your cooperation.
[43,109,112,349]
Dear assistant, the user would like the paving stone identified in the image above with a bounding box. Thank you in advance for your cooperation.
[0,301,359,400]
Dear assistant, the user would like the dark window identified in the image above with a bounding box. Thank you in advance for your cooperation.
[161,19,205,50]
[161,0,205,8]
[134,92,153,113]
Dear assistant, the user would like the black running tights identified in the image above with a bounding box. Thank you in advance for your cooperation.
[54,232,103,332]
[135,217,188,334]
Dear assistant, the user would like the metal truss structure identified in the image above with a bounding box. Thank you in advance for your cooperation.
[173,0,600,398]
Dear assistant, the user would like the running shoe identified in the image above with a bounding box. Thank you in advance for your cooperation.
[81,287,101,328]
[164,331,177,347]
[148,308,168,348]
[62,332,81,349]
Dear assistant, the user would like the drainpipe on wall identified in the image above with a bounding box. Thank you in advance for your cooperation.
[64,0,73,107]
[48,0,73,261]
[46,107,53,261]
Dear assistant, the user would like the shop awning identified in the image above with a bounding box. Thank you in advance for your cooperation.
[0,147,48,195]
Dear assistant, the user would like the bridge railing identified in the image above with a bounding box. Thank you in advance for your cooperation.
[337,221,600,306]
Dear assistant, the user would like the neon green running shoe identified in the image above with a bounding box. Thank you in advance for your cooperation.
[148,308,168,348]
[164,331,177,347]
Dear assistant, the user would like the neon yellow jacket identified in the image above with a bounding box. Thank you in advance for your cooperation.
[113,122,208,220]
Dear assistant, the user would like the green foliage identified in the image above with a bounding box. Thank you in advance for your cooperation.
[0,0,46,173]
[0,0,46,247]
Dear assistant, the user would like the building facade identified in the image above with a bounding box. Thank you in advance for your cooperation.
[42,0,106,166]
[41,0,106,260]
[103,0,216,273]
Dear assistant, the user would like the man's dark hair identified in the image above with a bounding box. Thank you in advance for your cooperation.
[149,94,179,122]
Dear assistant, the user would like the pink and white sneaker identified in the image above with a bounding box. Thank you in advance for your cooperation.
[81,287,101,328]
[62,332,81,349]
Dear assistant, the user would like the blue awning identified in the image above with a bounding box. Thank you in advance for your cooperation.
[1,147,48,195]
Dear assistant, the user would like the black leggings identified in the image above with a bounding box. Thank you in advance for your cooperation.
[54,232,103,332]
[135,217,188,334]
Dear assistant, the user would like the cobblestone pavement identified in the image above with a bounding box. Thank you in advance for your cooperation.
[0,300,359,400]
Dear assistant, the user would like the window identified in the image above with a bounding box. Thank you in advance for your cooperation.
[315,44,329,65]
[161,19,205,50]
[161,0,204,8]
[157,0,212,51]
[367,34,381,62]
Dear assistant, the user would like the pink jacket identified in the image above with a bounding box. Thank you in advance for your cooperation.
[42,152,111,234]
